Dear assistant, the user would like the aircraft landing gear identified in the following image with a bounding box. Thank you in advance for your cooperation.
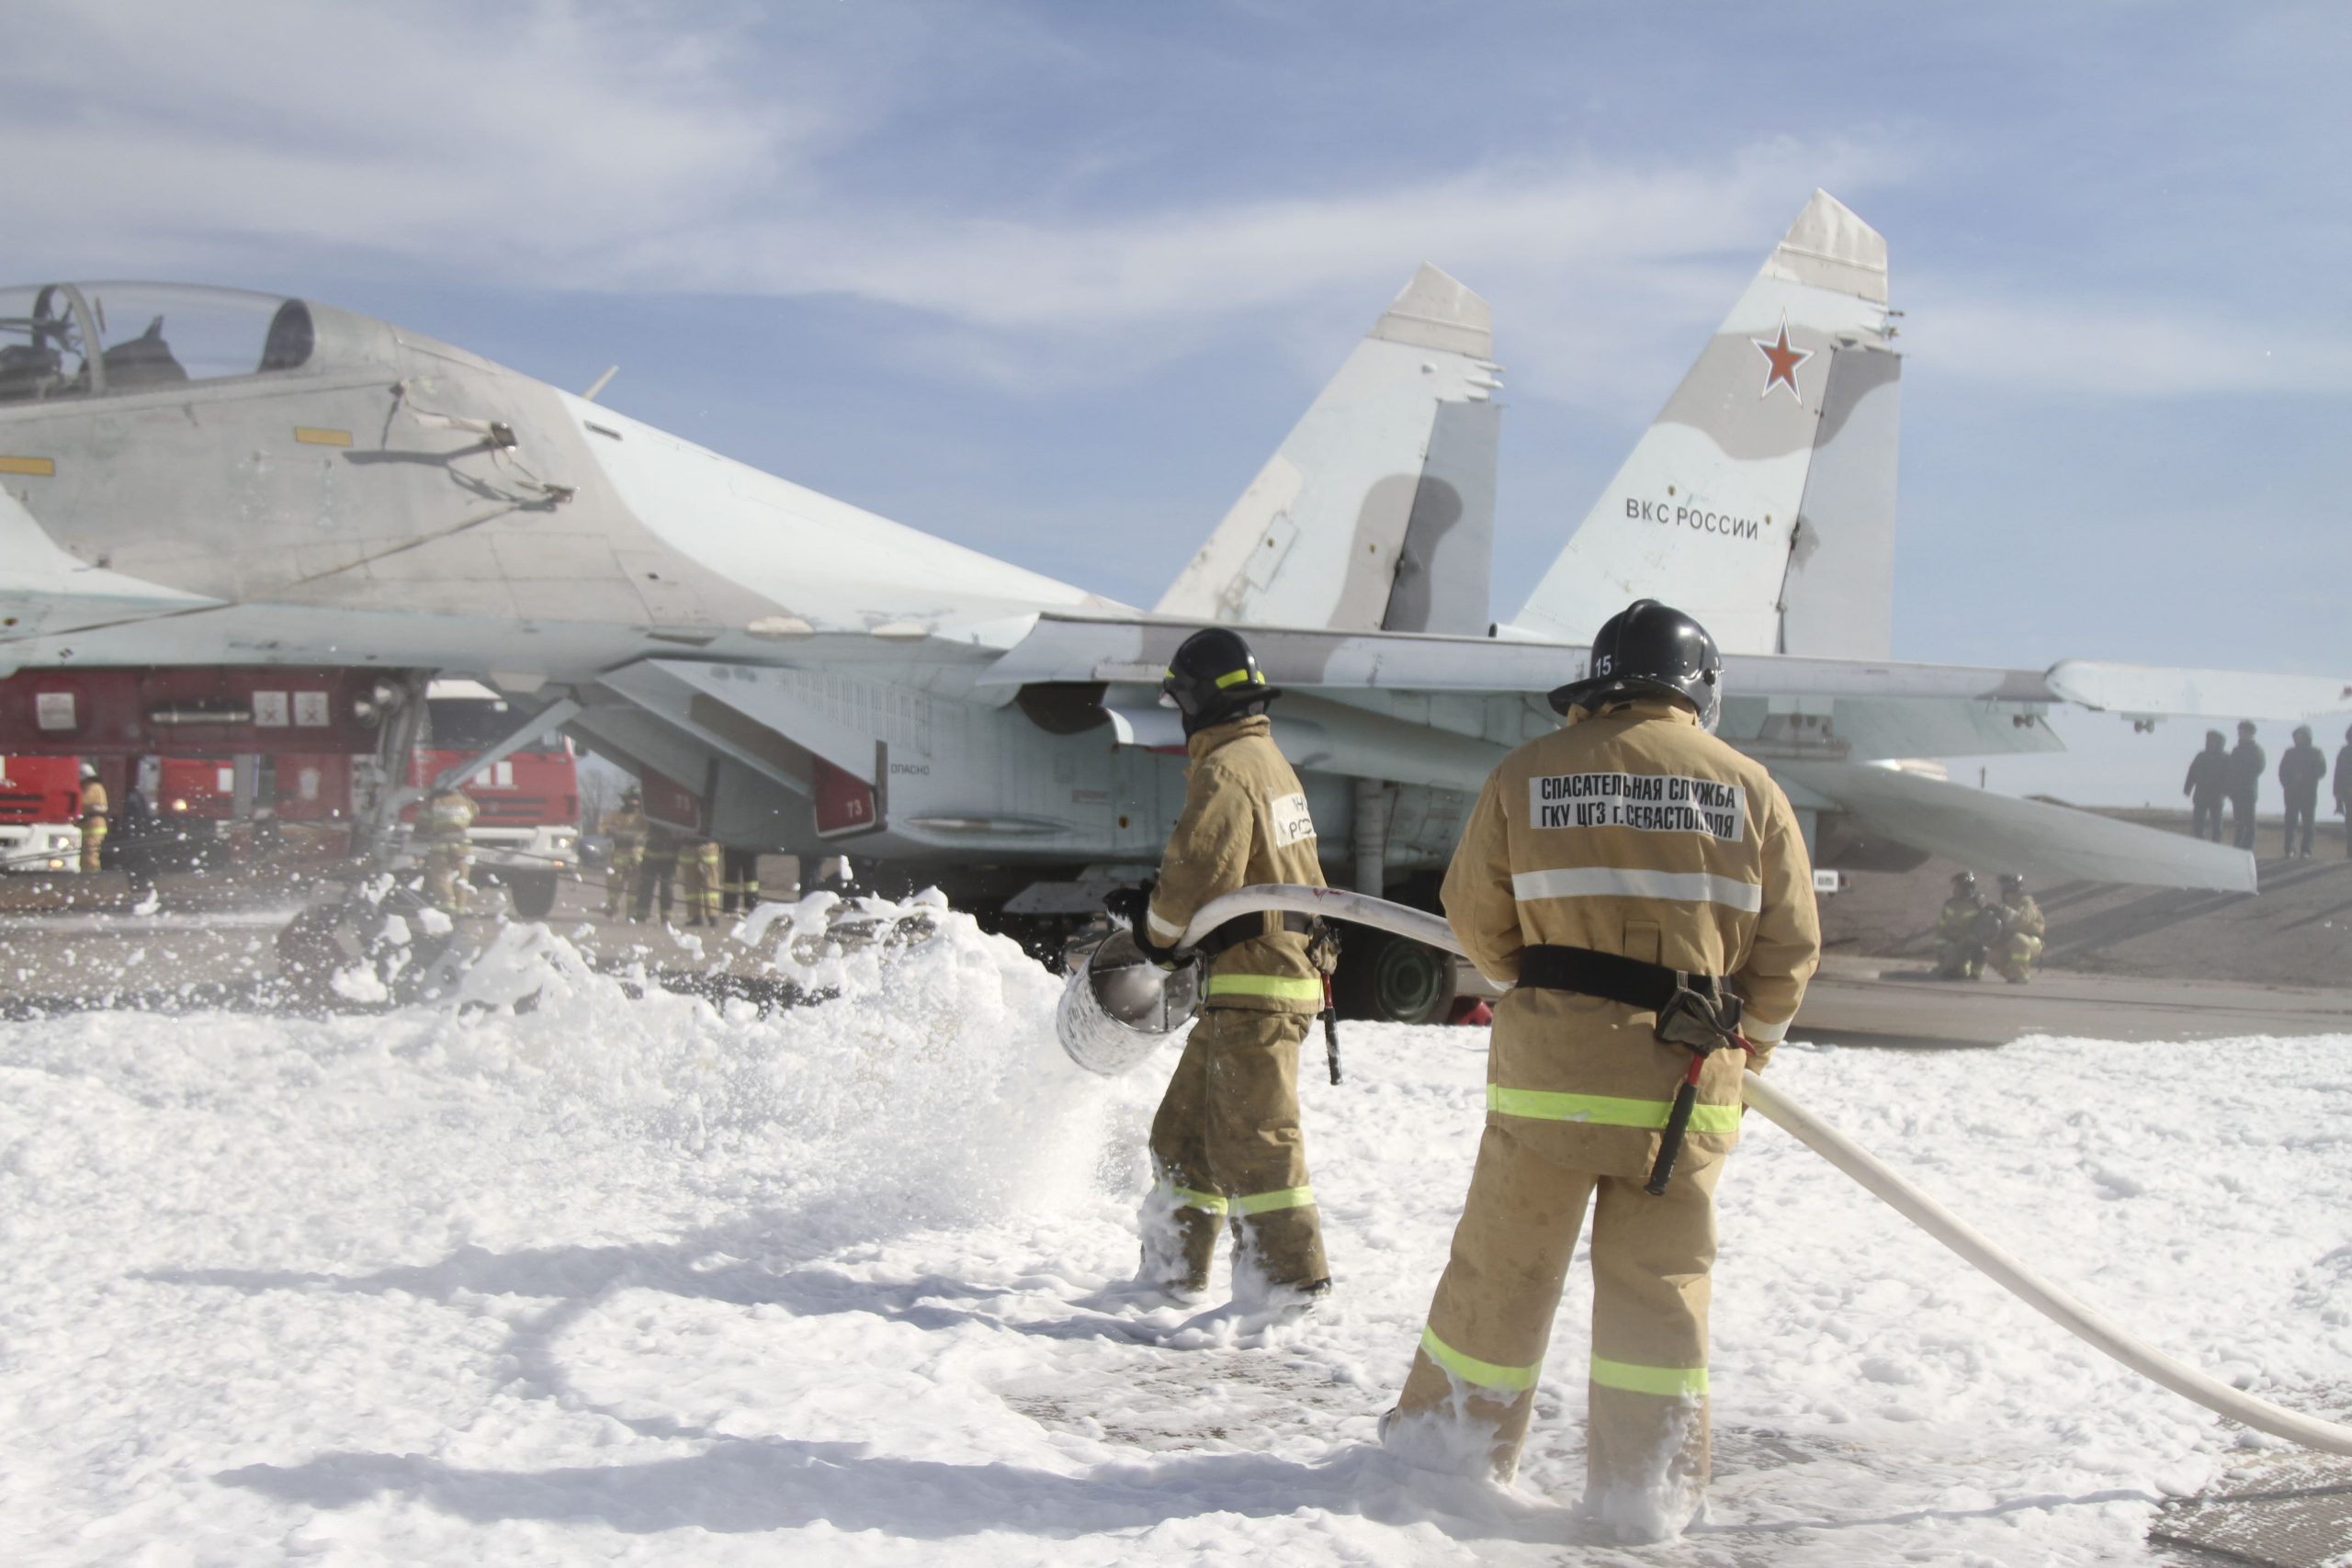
[1333,927,1453,1024]
[502,869,558,920]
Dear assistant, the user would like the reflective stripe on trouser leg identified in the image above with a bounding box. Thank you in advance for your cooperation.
[1143,1032,1221,1292]
[1396,1122,1599,1479]
[1585,1156,1721,1512]
[1199,1008,1326,1288]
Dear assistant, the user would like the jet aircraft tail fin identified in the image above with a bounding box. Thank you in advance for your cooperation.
[1154,265,1500,635]
[1504,190,1901,658]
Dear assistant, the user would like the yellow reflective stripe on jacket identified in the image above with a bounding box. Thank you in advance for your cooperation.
[1589,1354,1708,1398]
[1419,1325,1541,1394]
[1204,973,1323,1002]
[1231,1185,1313,1217]
[1170,1186,1229,1215]
[1488,1084,1740,1134]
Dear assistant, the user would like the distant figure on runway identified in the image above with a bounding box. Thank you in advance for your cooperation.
[2227,720,2265,852]
[77,763,108,874]
[416,784,478,915]
[598,784,648,917]
[1934,872,1997,980]
[2183,730,2229,842]
[720,848,762,914]
[2336,725,2352,860]
[115,784,161,908]
[2278,727,2325,860]
[633,821,679,924]
[1989,873,2044,984]
[682,836,722,927]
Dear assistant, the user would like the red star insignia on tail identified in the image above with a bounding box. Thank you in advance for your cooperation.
[1751,314,1812,400]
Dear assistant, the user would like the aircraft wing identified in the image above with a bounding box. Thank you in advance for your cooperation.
[2044,661,2352,723]
[989,613,2352,717]
[984,613,2062,703]
[983,613,2338,892]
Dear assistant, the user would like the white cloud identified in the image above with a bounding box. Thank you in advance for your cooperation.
[6,1,1913,404]
[10,0,801,273]
[1901,285,2352,398]
[34,2,2343,412]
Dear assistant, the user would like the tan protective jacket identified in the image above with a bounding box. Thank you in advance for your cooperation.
[79,779,108,820]
[417,789,479,845]
[1442,698,1820,1179]
[1146,714,1328,1014]
[600,808,649,852]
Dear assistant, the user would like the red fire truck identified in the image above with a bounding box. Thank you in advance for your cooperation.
[0,753,85,873]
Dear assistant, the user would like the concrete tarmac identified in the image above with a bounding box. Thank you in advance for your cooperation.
[1794,952,2352,1048]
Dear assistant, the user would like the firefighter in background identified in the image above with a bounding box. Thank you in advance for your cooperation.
[1383,600,1819,1543]
[416,782,479,914]
[1933,872,1997,979]
[77,763,107,874]
[599,785,649,917]
[1989,872,2045,984]
[1104,627,1333,1305]
[633,818,680,924]
[2182,730,2230,842]
[2278,726,2325,860]
[683,836,723,926]
[721,848,762,914]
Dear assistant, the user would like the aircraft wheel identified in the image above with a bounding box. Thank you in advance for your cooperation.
[506,870,559,920]
[1335,929,1453,1024]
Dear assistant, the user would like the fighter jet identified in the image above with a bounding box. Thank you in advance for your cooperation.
[0,194,2340,1016]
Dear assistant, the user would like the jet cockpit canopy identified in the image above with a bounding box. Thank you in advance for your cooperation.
[0,281,314,403]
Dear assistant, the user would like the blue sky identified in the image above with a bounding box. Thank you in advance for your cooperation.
[10,0,2348,802]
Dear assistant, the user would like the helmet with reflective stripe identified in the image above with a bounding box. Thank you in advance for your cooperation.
[1161,626,1281,733]
[1546,598,1724,730]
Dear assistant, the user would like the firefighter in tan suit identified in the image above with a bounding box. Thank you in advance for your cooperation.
[1385,600,1820,1544]
[77,764,108,874]
[1106,627,1333,1303]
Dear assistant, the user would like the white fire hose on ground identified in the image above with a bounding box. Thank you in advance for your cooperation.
[1058,882,2352,1457]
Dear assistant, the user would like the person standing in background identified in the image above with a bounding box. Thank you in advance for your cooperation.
[2335,724,2352,860]
[77,763,108,874]
[2182,730,2229,842]
[2278,727,2325,860]
[2227,720,2266,852]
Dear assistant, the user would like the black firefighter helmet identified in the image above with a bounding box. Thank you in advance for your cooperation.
[1160,626,1281,734]
[1547,599,1724,730]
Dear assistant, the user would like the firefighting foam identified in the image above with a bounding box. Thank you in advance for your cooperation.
[1,898,2346,1563]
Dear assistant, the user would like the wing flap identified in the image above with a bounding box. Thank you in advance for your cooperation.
[2044,660,2352,723]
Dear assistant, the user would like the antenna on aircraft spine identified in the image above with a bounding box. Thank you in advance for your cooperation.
[582,366,619,401]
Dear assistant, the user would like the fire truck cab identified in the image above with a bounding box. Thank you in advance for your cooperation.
[0,753,84,873]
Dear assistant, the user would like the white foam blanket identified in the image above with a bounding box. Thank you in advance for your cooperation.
[4,896,2347,1564]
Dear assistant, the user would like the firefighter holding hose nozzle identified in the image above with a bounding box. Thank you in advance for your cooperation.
[1380,599,1820,1545]
[1103,627,1335,1311]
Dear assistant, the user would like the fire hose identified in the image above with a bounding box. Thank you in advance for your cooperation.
[1148,884,2352,1457]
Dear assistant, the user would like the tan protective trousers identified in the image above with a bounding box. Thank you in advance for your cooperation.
[1396,1120,1722,1508]
[1141,1007,1328,1293]
[79,817,107,874]
[603,847,641,915]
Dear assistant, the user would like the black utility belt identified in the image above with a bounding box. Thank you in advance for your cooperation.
[1194,910,1318,956]
[1517,942,1743,1053]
